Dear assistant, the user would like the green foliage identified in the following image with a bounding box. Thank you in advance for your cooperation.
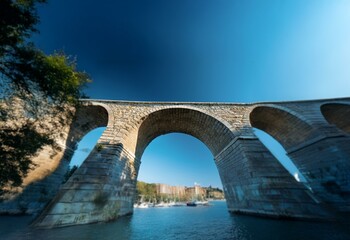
[0,0,90,103]
[205,186,224,199]
[2,43,90,104]
[96,143,104,152]
[0,0,45,57]
[136,181,157,201]
[206,186,223,193]
[40,53,90,103]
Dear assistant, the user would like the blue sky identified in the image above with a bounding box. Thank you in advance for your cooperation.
[34,0,350,188]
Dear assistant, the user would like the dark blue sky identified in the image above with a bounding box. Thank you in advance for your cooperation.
[33,0,350,103]
[37,1,350,187]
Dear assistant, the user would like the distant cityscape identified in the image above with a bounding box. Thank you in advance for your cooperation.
[136,181,224,203]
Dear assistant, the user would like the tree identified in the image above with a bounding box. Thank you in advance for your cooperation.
[0,0,91,195]
[1,0,90,103]
[136,181,157,202]
[0,0,44,55]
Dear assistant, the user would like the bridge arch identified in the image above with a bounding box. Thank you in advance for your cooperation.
[130,107,235,161]
[69,103,109,146]
[320,103,350,134]
[249,105,318,150]
[126,107,236,204]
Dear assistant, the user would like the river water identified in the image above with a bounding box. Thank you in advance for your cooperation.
[1,201,350,240]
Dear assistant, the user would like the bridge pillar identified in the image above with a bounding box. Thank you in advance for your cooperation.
[33,139,138,228]
[287,133,350,213]
[215,135,331,220]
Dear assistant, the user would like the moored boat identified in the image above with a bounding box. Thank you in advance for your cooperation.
[134,202,150,208]
[195,200,209,206]
[186,201,197,207]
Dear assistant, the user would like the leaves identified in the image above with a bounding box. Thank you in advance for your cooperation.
[137,181,157,200]
[0,0,91,104]
[0,0,45,57]
[2,45,91,104]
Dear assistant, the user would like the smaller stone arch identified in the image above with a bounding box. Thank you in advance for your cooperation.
[68,103,109,146]
[321,103,350,134]
[249,105,317,151]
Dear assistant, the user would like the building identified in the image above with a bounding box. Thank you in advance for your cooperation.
[185,184,206,200]
[156,183,186,198]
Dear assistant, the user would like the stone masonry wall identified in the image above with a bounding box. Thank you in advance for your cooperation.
[2,97,349,227]
[33,97,350,228]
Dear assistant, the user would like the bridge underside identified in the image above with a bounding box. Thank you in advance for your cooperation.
[1,98,350,228]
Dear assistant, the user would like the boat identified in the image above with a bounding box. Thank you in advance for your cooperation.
[195,200,209,206]
[138,202,149,208]
[186,201,197,207]
[134,202,149,208]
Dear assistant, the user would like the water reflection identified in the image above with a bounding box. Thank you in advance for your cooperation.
[231,213,350,240]
[1,201,350,240]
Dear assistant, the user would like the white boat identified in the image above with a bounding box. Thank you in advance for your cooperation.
[195,200,209,206]
[134,202,149,208]
[139,202,149,208]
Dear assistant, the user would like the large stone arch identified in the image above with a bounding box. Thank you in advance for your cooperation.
[321,103,350,134]
[119,105,235,156]
[133,107,234,159]
[127,107,236,206]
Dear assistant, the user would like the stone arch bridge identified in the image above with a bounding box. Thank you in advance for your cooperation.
[2,98,350,228]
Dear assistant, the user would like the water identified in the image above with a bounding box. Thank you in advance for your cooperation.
[1,201,350,240]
